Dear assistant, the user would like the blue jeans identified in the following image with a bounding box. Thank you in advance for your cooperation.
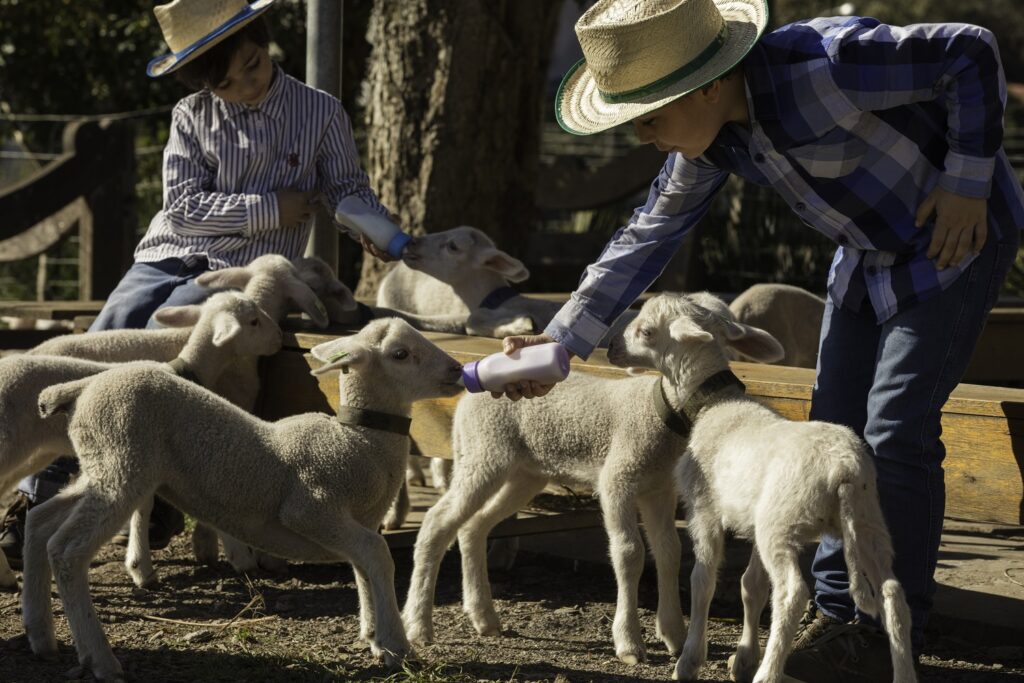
[17,257,214,503]
[809,231,1019,654]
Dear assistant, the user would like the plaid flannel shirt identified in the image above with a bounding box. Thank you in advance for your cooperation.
[547,16,1024,360]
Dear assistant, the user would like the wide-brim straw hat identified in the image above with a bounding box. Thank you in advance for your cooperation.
[147,0,276,78]
[557,0,768,135]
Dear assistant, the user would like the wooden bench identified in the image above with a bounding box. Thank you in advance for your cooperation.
[258,323,1024,527]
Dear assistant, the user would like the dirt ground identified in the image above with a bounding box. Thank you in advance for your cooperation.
[1,529,1022,683]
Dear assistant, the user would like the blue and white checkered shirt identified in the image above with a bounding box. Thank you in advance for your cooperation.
[546,16,1024,359]
[135,64,387,269]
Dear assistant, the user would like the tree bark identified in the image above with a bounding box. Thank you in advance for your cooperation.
[356,0,563,297]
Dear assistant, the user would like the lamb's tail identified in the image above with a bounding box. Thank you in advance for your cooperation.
[38,376,96,419]
[838,476,918,683]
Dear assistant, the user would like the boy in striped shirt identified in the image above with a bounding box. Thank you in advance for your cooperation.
[1,1,390,559]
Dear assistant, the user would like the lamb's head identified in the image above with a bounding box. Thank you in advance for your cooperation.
[291,256,359,323]
[309,318,463,401]
[153,291,283,357]
[194,254,330,327]
[606,292,784,373]
[401,226,529,285]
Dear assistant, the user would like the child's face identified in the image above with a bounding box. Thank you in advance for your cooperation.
[632,81,730,159]
[210,41,274,106]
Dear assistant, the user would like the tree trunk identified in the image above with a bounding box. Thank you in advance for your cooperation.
[356,0,563,298]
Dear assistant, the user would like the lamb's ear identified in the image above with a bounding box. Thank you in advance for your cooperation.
[474,248,530,283]
[210,312,243,347]
[196,267,251,290]
[668,317,714,344]
[153,304,203,328]
[287,281,330,328]
[309,338,370,375]
[326,283,359,313]
[721,319,785,363]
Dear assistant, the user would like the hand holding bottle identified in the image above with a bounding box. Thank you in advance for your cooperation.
[484,334,574,401]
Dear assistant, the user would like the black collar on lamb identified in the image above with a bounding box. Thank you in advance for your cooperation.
[356,301,376,325]
[167,357,202,386]
[654,369,746,437]
[335,405,412,436]
[479,286,519,310]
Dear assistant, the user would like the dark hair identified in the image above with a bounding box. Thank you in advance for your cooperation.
[174,16,271,91]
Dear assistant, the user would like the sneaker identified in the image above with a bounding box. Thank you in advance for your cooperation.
[792,599,843,652]
[784,622,893,683]
[0,494,32,569]
[110,497,185,551]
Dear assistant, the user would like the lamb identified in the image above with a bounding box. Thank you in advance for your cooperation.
[0,291,282,590]
[292,255,470,334]
[606,292,915,683]
[27,254,326,573]
[401,332,722,665]
[728,283,825,369]
[22,318,462,680]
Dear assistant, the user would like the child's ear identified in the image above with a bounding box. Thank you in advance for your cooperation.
[152,304,203,328]
[721,320,785,363]
[668,317,714,344]
[309,337,370,375]
[196,267,251,290]
[210,311,243,347]
[473,248,530,283]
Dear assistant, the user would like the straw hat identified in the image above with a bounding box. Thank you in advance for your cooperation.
[556,0,768,135]
[147,0,276,78]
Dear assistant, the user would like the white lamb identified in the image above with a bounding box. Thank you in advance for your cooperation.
[607,292,915,683]
[23,318,462,680]
[400,302,750,663]
[0,291,282,590]
[728,283,825,369]
[28,254,326,573]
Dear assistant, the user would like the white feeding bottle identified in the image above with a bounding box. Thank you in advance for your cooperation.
[334,195,412,259]
[460,342,571,393]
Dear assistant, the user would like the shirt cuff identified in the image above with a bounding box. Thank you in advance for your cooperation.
[939,151,995,199]
[543,297,610,361]
[245,192,279,237]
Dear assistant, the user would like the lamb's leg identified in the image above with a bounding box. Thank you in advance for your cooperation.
[752,541,807,683]
[730,548,769,683]
[22,490,82,658]
[381,480,410,531]
[429,457,452,491]
[354,566,376,646]
[48,490,136,682]
[458,471,547,636]
[0,547,16,591]
[124,497,158,588]
[598,483,647,665]
[675,509,725,681]
[220,531,287,573]
[406,457,426,487]
[637,489,686,656]
[191,522,220,565]
[402,461,510,645]
[282,509,409,668]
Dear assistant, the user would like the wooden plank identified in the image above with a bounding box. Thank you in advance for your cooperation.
[260,326,1024,525]
[0,300,107,320]
[964,307,1024,385]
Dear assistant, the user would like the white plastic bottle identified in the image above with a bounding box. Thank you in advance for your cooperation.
[460,342,571,393]
[334,195,412,259]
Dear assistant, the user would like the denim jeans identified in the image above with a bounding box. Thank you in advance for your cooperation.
[17,257,214,503]
[808,230,1020,654]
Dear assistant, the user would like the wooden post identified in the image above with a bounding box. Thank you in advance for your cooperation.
[304,0,343,271]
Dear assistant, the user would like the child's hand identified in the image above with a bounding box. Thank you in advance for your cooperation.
[359,235,395,262]
[490,333,574,401]
[915,186,988,270]
[277,188,318,229]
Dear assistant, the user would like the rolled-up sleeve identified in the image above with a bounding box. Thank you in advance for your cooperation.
[545,152,728,359]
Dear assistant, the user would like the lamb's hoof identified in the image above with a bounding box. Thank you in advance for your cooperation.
[378,642,413,671]
[26,631,59,659]
[617,650,644,665]
[657,622,687,656]
[380,512,404,532]
[468,611,501,637]
[674,653,702,681]
[728,652,759,683]
[131,569,160,590]
[403,621,433,646]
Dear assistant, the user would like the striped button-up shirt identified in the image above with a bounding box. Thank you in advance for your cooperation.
[135,64,386,269]
[547,16,1024,360]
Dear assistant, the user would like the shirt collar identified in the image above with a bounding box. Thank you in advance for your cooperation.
[218,63,287,121]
